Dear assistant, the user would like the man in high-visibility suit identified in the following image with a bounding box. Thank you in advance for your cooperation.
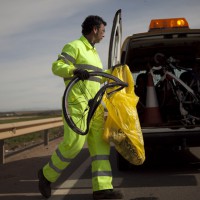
[37,15,123,200]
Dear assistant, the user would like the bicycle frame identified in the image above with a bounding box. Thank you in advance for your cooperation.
[150,63,200,126]
[163,71,198,101]
[151,67,199,102]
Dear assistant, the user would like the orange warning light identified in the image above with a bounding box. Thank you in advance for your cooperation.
[149,18,189,31]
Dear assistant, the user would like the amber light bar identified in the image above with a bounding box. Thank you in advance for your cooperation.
[149,18,189,31]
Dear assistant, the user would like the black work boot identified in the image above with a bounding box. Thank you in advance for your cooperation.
[93,189,124,199]
[38,169,51,198]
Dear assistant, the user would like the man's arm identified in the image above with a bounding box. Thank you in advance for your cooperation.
[52,44,76,78]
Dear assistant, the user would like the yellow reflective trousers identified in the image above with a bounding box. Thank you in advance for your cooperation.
[43,107,113,191]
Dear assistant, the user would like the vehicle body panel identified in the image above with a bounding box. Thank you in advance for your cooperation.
[109,10,200,151]
[108,9,122,68]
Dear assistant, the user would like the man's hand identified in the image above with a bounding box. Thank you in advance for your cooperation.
[73,69,90,80]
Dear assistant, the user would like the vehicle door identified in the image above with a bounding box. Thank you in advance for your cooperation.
[108,9,122,68]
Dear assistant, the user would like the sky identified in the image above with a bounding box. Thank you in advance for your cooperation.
[0,0,200,112]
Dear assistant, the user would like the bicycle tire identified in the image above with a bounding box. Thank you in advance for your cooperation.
[62,71,128,135]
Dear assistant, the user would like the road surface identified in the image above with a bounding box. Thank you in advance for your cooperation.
[1,137,200,200]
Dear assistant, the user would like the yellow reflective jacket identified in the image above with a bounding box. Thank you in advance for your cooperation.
[52,35,110,113]
[52,35,110,80]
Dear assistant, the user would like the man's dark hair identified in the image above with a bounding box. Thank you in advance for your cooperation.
[82,15,107,35]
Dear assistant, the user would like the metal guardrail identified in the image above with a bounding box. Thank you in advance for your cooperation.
[0,117,63,164]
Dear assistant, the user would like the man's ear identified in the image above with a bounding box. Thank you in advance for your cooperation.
[93,26,98,34]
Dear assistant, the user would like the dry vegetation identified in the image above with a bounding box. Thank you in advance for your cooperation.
[0,110,64,153]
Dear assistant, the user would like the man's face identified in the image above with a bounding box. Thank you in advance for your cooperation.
[94,24,105,43]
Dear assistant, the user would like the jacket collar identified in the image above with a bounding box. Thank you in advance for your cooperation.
[80,35,96,50]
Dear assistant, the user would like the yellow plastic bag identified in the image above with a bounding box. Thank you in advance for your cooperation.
[103,65,145,165]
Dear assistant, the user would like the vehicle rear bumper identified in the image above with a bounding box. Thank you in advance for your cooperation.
[142,127,200,147]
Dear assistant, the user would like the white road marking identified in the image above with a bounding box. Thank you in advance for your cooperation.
[51,156,91,198]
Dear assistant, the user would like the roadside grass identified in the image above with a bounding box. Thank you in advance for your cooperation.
[5,127,63,152]
[0,111,63,152]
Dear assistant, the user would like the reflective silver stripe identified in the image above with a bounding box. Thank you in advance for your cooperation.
[75,64,102,72]
[58,54,103,72]
[59,52,103,72]
[92,171,112,177]
[56,148,72,163]
[57,54,69,63]
[64,76,101,83]
[91,155,110,162]
[92,155,112,178]
[60,52,76,64]
[49,160,63,174]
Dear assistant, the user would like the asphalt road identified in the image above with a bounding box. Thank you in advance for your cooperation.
[1,137,200,200]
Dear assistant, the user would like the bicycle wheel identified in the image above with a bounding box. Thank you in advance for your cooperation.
[62,71,128,135]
